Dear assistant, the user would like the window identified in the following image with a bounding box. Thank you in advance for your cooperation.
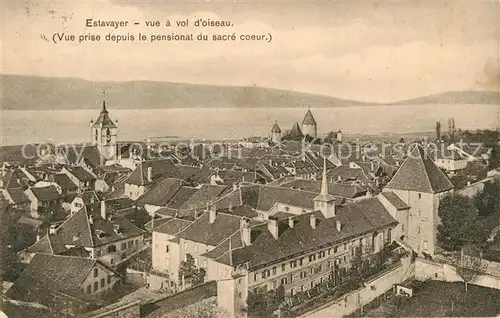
[388,228,392,242]
[166,245,169,253]
[121,242,126,250]
[290,260,297,268]
[281,264,286,272]
[108,245,117,253]
[254,273,258,281]
[289,274,293,283]
[93,268,98,277]
[423,240,428,251]
[418,193,422,199]
[334,246,338,253]
[281,277,287,285]
[110,259,115,265]
[328,248,331,255]
[344,243,347,250]
[93,282,98,292]
[100,278,105,288]
[299,258,304,266]
[272,267,277,275]
[87,285,91,293]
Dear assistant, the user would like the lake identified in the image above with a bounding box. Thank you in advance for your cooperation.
[0,105,498,146]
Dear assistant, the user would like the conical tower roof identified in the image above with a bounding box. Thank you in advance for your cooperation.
[271,121,281,133]
[302,108,317,125]
[385,144,454,193]
[289,122,303,138]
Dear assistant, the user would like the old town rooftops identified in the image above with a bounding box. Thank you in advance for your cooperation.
[125,159,180,186]
[202,197,397,269]
[48,205,145,248]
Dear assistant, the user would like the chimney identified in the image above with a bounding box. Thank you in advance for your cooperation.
[288,217,295,228]
[147,166,153,183]
[209,205,217,224]
[336,220,342,232]
[268,218,279,239]
[240,218,251,246]
[101,200,107,220]
[310,214,317,229]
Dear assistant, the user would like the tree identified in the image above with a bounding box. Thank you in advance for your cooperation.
[452,244,487,292]
[179,253,205,287]
[488,146,500,170]
[436,121,441,141]
[437,194,480,251]
[473,181,500,218]
[324,131,336,144]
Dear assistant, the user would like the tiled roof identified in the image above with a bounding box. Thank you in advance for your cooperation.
[381,192,410,210]
[66,166,96,182]
[63,146,102,167]
[53,205,145,248]
[6,253,99,302]
[153,218,193,236]
[30,186,61,202]
[135,178,186,207]
[164,186,199,210]
[1,169,27,189]
[177,211,263,246]
[125,159,180,186]
[327,166,373,183]
[5,188,30,204]
[279,179,367,199]
[385,144,454,194]
[76,190,100,205]
[302,109,317,125]
[177,185,228,217]
[210,197,397,270]
[256,186,318,211]
[50,173,78,190]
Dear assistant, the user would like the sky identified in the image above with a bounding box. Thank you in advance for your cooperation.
[2,0,500,103]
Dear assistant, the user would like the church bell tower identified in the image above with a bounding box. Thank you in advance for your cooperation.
[90,91,118,163]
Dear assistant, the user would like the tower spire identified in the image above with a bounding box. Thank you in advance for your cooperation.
[101,89,107,113]
[320,156,328,195]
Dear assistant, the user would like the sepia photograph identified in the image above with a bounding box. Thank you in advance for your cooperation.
[1,0,500,317]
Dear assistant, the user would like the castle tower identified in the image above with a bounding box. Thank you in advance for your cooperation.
[91,91,118,162]
[314,157,336,218]
[383,144,454,255]
[270,121,282,143]
[302,108,317,138]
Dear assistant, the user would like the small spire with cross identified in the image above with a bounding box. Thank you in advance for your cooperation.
[101,89,107,113]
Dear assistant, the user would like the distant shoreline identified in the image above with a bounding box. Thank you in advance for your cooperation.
[2,104,499,111]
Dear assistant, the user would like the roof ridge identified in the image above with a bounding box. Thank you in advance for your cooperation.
[84,206,96,247]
